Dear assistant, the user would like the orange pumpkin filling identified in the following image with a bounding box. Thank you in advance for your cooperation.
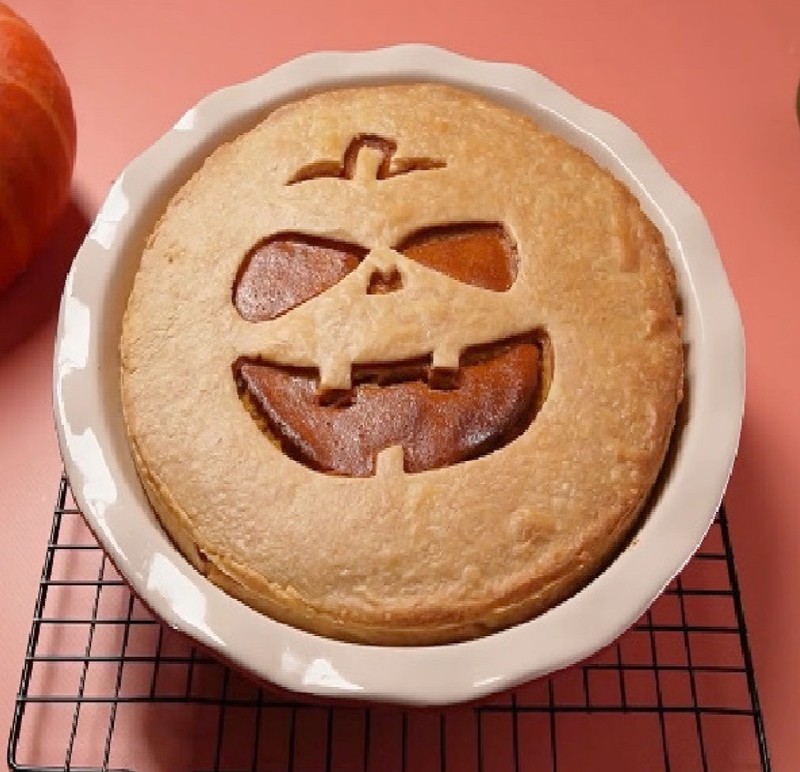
[237,340,541,477]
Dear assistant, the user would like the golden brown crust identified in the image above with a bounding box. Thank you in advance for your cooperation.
[120,83,684,645]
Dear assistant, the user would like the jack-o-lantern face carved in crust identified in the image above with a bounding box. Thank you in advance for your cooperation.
[231,136,550,477]
[121,83,684,645]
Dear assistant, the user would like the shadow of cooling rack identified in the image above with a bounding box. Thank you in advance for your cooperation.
[8,476,770,772]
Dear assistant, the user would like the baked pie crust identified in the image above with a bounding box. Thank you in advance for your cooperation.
[120,83,684,645]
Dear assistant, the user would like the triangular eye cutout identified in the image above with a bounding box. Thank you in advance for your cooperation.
[233,233,368,321]
[396,223,518,292]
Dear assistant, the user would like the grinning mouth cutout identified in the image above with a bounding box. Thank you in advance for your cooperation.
[234,332,551,477]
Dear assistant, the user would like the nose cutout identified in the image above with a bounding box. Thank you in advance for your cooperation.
[367,267,404,295]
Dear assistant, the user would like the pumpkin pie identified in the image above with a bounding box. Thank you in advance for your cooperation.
[120,83,684,645]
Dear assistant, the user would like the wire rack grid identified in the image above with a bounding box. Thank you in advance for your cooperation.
[8,476,770,772]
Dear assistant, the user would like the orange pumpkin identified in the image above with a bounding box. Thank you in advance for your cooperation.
[0,2,76,291]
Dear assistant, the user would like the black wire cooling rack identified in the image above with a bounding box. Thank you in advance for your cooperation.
[8,476,770,772]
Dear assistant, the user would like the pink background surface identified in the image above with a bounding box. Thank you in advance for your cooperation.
[0,0,798,769]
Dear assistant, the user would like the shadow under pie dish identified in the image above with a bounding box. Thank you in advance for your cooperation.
[56,47,743,703]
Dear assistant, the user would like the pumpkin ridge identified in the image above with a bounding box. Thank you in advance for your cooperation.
[0,177,29,278]
[0,70,75,173]
[0,85,66,260]
[0,10,29,29]
[0,3,76,290]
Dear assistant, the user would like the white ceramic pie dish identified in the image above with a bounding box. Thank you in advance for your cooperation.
[53,45,744,706]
